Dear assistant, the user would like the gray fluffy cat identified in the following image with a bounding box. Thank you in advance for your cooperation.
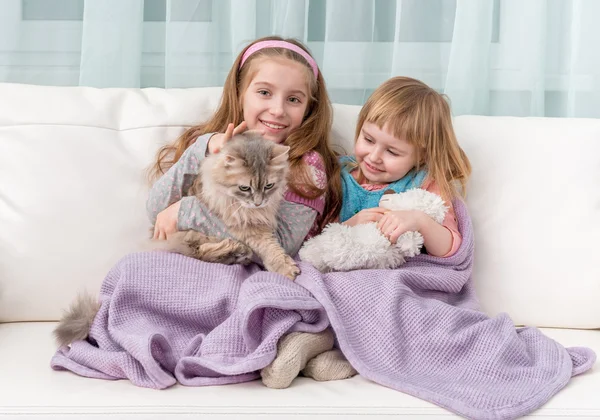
[162,131,300,279]
[53,132,299,347]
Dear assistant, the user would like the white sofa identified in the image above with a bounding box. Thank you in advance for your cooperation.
[0,83,598,419]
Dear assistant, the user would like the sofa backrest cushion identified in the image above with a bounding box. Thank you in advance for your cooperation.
[1,84,599,328]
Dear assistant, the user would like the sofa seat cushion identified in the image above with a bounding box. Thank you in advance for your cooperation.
[0,322,597,419]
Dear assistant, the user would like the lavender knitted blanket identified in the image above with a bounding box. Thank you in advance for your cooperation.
[51,201,595,419]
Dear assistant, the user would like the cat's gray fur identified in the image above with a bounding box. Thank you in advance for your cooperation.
[162,132,298,278]
[53,293,100,347]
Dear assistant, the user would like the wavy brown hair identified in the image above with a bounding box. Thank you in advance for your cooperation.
[354,77,471,202]
[148,36,342,232]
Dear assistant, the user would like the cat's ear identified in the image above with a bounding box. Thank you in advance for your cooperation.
[223,154,239,167]
[270,144,290,165]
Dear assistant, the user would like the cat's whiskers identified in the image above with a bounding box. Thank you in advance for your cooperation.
[228,202,244,221]
[222,199,238,213]
[220,196,242,218]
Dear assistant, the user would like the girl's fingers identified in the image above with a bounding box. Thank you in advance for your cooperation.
[389,227,403,244]
[374,210,389,227]
[155,226,167,241]
[224,123,235,140]
[153,226,159,240]
[372,213,384,223]
[381,220,399,237]
[232,121,248,135]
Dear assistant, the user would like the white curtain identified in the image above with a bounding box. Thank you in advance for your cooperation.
[1,0,599,117]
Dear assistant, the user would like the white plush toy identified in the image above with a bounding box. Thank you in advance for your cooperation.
[299,188,448,272]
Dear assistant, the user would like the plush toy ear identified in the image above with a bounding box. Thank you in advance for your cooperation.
[379,191,399,210]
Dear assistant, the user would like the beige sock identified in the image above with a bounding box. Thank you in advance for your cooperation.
[302,349,358,381]
[260,329,334,389]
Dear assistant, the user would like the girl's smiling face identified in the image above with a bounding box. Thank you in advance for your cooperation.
[354,121,418,184]
[242,57,310,144]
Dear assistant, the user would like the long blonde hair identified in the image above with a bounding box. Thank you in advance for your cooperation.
[354,77,471,202]
[149,36,342,232]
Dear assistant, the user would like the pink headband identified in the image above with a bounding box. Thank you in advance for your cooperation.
[240,40,319,78]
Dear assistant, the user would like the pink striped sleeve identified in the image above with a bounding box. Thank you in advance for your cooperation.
[421,179,462,258]
[284,151,327,215]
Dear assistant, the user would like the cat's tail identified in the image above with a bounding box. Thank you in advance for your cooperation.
[53,292,100,347]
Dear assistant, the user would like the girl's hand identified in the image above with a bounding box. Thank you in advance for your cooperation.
[153,200,182,240]
[342,208,388,227]
[377,210,423,244]
[207,121,249,154]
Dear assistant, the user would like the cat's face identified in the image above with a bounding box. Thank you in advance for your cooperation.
[212,134,289,209]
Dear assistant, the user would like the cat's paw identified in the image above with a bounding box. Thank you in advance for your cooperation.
[214,240,253,265]
[275,255,301,280]
[233,244,253,265]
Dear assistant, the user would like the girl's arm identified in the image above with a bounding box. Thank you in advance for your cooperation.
[377,180,461,258]
[275,200,319,256]
[415,212,454,257]
[147,122,246,223]
[378,209,455,257]
[146,133,212,224]
[177,197,318,256]
[167,150,327,257]
[420,179,461,257]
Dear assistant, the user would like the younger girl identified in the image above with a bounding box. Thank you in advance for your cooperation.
[267,76,472,386]
[145,36,343,388]
[341,76,471,255]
